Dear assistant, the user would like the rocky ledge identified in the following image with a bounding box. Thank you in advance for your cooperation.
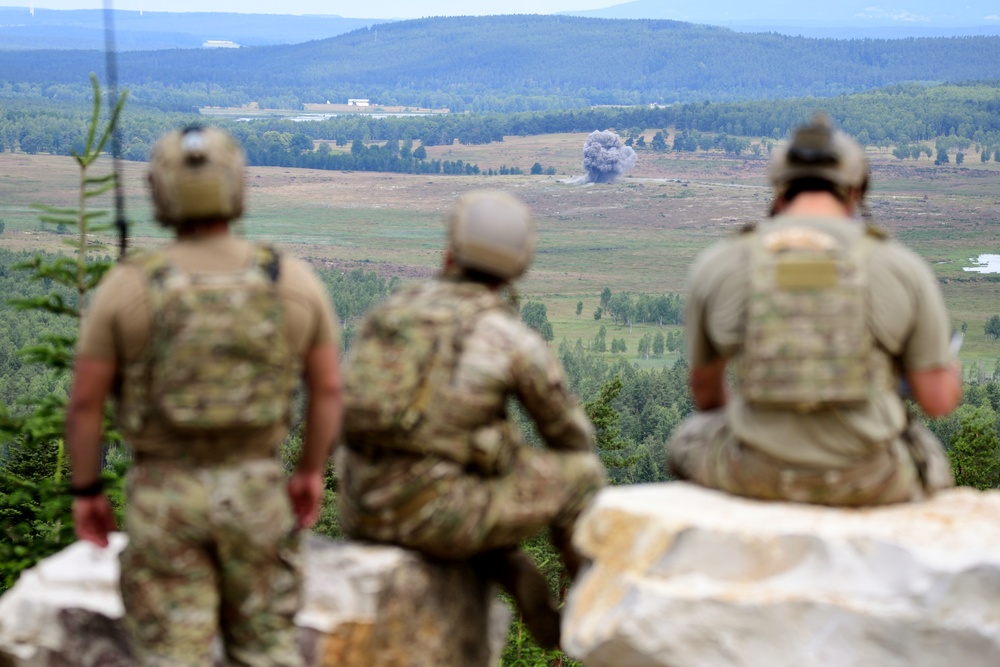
[563,482,1000,667]
[0,533,509,667]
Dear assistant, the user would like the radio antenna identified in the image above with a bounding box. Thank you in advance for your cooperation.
[103,0,128,259]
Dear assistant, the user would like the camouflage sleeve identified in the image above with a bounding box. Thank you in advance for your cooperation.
[510,324,596,452]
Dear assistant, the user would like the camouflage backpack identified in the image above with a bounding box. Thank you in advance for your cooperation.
[739,224,886,411]
[118,245,299,433]
[342,280,501,457]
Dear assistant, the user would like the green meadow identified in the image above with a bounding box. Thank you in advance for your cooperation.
[2,131,998,371]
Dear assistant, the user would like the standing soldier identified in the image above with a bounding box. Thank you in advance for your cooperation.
[66,126,343,666]
[338,190,606,648]
[667,114,961,505]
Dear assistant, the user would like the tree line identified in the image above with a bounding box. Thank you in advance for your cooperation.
[3,82,999,172]
[594,287,684,330]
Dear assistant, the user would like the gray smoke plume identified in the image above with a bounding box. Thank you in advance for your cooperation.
[580,130,638,183]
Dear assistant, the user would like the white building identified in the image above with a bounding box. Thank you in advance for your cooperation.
[347,99,371,107]
[203,40,240,49]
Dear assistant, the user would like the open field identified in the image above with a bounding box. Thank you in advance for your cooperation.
[302,103,449,114]
[199,103,450,120]
[1,131,998,370]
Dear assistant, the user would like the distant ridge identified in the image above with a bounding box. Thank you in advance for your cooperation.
[562,0,1000,34]
[728,26,1000,39]
[0,7,387,50]
[1,15,998,111]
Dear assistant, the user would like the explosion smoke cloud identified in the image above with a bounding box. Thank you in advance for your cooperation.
[580,130,637,183]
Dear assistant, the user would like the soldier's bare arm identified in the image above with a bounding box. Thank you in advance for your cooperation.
[690,357,728,411]
[897,250,961,418]
[907,364,962,418]
[288,342,342,529]
[66,356,118,547]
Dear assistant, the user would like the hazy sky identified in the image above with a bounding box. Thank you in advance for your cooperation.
[20,1,616,18]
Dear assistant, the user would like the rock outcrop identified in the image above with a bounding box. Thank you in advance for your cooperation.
[563,482,1000,667]
[0,534,509,667]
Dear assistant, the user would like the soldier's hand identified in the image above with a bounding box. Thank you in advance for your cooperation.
[72,494,116,548]
[287,470,324,530]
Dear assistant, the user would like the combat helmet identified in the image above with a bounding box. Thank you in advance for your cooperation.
[447,190,537,281]
[769,113,869,200]
[148,126,245,227]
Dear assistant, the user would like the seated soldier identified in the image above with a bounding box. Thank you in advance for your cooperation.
[337,190,606,649]
[666,114,961,506]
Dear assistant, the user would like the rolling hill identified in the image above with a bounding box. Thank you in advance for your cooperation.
[1,15,999,112]
[0,6,384,50]
[564,0,1000,27]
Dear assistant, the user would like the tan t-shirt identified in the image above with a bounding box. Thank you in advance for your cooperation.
[77,234,339,460]
[685,215,952,467]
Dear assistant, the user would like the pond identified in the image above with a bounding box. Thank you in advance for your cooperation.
[963,255,1000,274]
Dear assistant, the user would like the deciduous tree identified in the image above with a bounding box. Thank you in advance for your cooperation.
[985,315,1000,342]
[521,301,554,342]
[950,404,1000,490]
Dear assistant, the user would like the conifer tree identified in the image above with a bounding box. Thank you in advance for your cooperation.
[0,75,127,592]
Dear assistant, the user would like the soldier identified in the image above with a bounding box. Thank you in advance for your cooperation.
[666,114,961,505]
[338,190,606,648]
[66,126,342,666]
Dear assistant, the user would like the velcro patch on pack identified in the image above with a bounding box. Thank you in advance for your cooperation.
[775,259,838,290]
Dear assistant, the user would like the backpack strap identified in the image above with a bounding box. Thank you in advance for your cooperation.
[400,288,501,432]
[864,223,891,241]
[127,249,171,282]
[253,244,281,283]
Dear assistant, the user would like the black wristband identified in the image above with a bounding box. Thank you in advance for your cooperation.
[68,480,105,497]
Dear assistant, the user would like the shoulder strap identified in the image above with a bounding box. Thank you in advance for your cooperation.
[864,223,891,241]
[129,244,281,283]
[127,249,170,281]
[252,243,281,283]
[125,250,175,314]
[401,287,502,431]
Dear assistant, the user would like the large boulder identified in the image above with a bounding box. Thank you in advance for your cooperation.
[563,482,1000,667]
[0,534,509,667]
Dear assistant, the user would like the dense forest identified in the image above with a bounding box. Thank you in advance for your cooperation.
[3,82,999,171]
[2,16,1000,112]
[0,249,80,417]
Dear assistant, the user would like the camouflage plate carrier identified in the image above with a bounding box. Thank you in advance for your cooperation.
[342,280,503,465]
[740,223,891,411]
[118,245,300,433]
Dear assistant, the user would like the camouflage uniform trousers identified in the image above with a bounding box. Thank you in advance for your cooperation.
[120,457,303,667]
[337,444,606,559]
[666,409,954,506]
